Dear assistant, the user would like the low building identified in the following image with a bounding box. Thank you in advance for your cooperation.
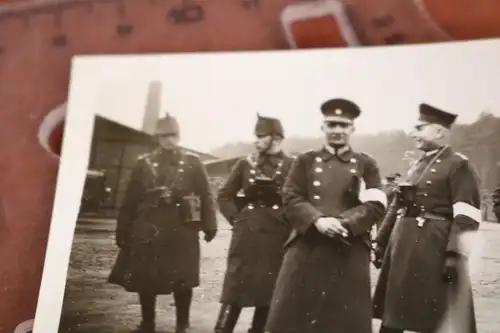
[83,116,220,217]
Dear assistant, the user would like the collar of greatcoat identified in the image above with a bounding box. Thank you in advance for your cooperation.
[319,144,354,162]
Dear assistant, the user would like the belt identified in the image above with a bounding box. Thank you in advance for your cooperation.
[247,202,282,210]
[401,209,449,221]
[401,211,450,228]
[420,212,449,221]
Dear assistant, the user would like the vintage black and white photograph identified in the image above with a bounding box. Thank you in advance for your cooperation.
[34,39,500,333]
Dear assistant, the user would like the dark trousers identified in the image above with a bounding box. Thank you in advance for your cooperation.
[139,289,192,327]
[379,327,404,333]
[215,304,269,333]
[379,326,433,333]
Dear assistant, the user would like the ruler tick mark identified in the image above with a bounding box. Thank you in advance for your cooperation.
[383,32,406,44]
[116,24,133,36]
[372,14,394,28]
[0,0,124,26]
[117,2,127,18]
[168,3,205,24]
[242,0,259,9]
[52,35,68,47]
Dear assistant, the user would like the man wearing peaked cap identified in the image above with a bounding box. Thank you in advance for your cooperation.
[108,113,217,333]
[320,97,361,122]
[214,113,294,333]
[265,98,387,333]
[417,103,457,128]
[373,103,481,333]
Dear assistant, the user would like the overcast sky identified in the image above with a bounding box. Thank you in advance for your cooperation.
[71,38,500,152]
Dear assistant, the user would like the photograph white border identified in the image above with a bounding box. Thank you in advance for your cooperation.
[33,38,500,332]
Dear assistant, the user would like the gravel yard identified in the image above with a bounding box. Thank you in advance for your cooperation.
[59,218,500,333]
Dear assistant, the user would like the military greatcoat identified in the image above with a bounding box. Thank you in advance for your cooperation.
[108,147,217,294]
[265,146,387,333]
[373,146,481,333]
[493,185,500,222]
[217,151,294,307]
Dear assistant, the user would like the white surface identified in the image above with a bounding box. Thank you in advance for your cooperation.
[33,38,500,333]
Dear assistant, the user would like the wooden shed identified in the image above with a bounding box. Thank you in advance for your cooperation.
[85,116,219,217]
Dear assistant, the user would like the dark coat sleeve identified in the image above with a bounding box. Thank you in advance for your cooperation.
[115,159,145,243]
[282,154,325,234]
[340,154,388,236]
[374,195,399,247]
[192,156,218,231]
[446,158,482,257]
[493,186,500,221]
[217,159,244,225]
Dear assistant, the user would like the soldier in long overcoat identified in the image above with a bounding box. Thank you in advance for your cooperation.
[372,103,482,333]
[493,184,500,222]
[108,114,218,333]
[213,114,294,333]
[265,98,388,333]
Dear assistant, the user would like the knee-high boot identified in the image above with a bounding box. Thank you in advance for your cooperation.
[379,326,404,333]
[214,304,242,333]
[248,306,269,333]
[134,292,156,333]
[174,289,193,333]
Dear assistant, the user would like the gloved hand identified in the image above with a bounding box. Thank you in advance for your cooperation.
[372,242,385,269]
[116,230,128,249]
[442,253,463,284]
[204,229,217,242]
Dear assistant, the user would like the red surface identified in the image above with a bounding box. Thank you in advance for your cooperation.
[1,0,500,331]
[290,16,348,48]
[48,122,64,156]
[421,0,500,40]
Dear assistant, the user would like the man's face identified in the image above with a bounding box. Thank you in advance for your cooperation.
[156,133,180,150]
[254,134,274,153]
[409,122,442,151]
[321,117,354,146]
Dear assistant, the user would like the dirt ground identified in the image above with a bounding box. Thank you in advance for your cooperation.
[59,218,500,333]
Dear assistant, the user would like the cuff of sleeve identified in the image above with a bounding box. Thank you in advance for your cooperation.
[297,211,324,234]
[340,203,384,236]
[446,231,477,258]
[359,188,388,209]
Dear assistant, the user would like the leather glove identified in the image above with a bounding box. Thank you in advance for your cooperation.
[204,229,217,242]
[372,242,385,269]
[442,254,462,284]
[116,232,128,249]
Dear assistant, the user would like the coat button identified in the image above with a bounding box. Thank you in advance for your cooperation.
[249,178,255,183]
[315,167,323,173]
[248,204,254,210]
[180,160,185,165]
[436,159,441,163]
[313,195,320,200]
[350,169,356,174]
[315,157,322,163]
[424,193,428,196]
[426,180,432,184]
[276,171,282,175]
[313,180,321,186]
[179,168,184,172]
[350,158,357,163]
[250,169,256,174]
[272,205,279,210]
[431,168,436,173]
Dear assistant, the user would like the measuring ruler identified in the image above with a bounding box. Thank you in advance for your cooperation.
[1,0,500,332]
